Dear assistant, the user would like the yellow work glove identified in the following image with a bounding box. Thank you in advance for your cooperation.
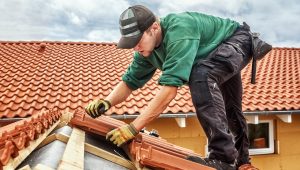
[85,99,111,118]
[106,123,138,147]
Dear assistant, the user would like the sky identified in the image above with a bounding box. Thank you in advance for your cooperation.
[0,0,299,47]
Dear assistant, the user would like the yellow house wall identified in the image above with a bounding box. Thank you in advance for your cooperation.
[125,114,300,170]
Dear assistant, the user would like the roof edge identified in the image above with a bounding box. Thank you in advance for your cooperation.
[243,110,300,115]
[0,40,117,46]
[1,110,299,121]
[110,110,300,119]
[0,41,299,49]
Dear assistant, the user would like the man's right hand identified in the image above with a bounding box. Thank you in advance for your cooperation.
[85,99,111,118]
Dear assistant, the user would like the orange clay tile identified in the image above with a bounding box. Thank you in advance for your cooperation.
[0,109,61,166]
[70,109,214,170]
[0,41,299,118]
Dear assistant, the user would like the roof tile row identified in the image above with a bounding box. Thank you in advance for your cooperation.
[70,109,213,170]
[0,109,61,166]
[1,41,299,118]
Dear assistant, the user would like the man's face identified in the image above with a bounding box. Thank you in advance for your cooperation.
[133,29,157,57]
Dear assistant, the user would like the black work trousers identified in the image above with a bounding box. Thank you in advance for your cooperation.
[189,25,252,166]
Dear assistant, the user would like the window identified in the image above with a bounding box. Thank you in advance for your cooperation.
[248,120,274,155]
[204,120,275,157]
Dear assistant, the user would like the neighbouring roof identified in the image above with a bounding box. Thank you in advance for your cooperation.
[0,41,299,118]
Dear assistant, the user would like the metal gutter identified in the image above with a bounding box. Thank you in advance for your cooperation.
[243,110,300,115]
[1,110,299,121]
[109,112,196,119]
[110,110,300,119]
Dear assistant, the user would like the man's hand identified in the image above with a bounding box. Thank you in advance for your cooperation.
[106,123,138,147]
[85,99,111,118]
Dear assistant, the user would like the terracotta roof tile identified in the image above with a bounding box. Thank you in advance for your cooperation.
[1,108,213,169]
[69,109,214,170]
[242,48,300,111]
[0,41,299,118]
[0,109,61,166]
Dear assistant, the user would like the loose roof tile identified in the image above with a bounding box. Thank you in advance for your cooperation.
[0,41,299,118]
[1,108,214,169]
[70,109,214,170]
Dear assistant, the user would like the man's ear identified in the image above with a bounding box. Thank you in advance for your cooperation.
[152,22,160,31]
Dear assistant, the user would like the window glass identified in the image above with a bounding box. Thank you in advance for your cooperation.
[248,120,274,155]
[248,123,269,149]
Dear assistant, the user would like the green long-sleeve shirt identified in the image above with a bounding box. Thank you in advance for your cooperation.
[122,12,239,90]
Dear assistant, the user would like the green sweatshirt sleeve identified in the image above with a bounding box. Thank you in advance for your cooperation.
[122,52,156,90]
[159,39,199,86]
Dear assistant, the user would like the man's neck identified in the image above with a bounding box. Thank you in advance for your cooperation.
[155,25,162,48]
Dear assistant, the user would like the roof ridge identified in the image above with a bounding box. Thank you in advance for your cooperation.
[0,40,117,46]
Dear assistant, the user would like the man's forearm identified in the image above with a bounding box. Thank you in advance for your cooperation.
[131,86,178,131]
[105,81,132,107]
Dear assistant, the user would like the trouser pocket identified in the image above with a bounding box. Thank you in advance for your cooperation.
[212,43,243,73]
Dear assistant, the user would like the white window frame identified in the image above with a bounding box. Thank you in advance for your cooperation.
[249,120,274,155]
[204,120,275,156]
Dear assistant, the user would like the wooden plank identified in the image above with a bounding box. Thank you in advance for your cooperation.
[175,118,186,128]
[54,133,135,170]
[85,143,136,170]
[56,112,74,130]
[246,115,259,124]
[3,121,60,170]
[33,164,54,170]
[18,165,32,170]
[36,134,57,149]
[57,128,85,170]
[33,127,136,170]
[277,114,292,123]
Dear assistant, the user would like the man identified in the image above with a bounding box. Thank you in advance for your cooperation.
[85,5,271,170]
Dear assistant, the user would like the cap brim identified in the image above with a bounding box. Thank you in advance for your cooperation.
[117,34,143,49]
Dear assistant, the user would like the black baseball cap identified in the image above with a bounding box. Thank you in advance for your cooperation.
[117,5,156,49]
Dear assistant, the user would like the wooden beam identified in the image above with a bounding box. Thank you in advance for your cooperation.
[175,118,186,128]
[3,121,60,170]
[57,128,85,170]
[56,133,135,170]
[245,115,259,124]
[33,164,54,170]
[35,129,136,170]
[18,165,32,170]
[36,134,58,149]
[276,114,292,123]
[85,143,136,170]
[56,112,74,130]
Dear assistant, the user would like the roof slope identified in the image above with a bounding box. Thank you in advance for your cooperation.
[0,41,299,118]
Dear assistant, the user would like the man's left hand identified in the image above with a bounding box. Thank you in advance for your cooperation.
[106,123,138,147]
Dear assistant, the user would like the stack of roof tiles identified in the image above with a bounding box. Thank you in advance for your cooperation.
[0,109,61,166]
[70,109,214,170]
[1,108,214,170]
[0,41,299,118]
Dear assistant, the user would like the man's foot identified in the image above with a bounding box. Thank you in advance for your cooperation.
[238,163,259,170]
[187,156,236,170]
[252,34,272,60]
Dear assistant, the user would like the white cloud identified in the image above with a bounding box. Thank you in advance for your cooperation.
[87,29,120,42]
[68,12,86,26]
[0,0,299,47]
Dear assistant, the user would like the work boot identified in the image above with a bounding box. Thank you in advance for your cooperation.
[187,156,236,170]
[251,33,272,61]
[238,163,259,170]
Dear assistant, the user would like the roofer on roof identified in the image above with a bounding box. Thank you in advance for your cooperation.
[85,5,271,170]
